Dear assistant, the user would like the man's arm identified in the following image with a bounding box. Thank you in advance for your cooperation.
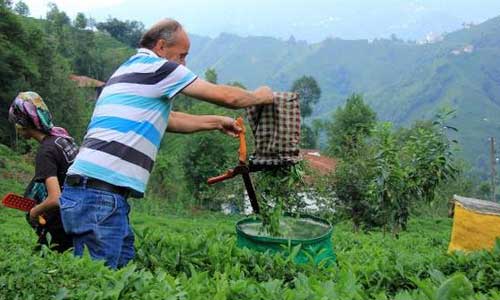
[167,111,240,137]
[181,78,273,108]
[29,176,60,222]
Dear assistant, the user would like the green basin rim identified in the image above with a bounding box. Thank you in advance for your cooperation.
[236,213,333,245]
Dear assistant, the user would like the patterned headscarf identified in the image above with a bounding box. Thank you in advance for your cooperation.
[8,91,72,139]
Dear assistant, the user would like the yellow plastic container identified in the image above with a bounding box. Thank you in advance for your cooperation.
[449,195,500,252]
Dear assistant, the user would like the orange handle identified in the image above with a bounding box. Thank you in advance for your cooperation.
[38,215,46,226]
[236,117,247,163]
[207,170,235,184]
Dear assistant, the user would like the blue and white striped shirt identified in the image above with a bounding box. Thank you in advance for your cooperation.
[68,48,197,197]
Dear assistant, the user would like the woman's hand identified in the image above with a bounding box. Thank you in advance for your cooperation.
[28,205,41,225]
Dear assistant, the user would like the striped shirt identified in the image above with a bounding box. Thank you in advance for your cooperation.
[68,48,198,197]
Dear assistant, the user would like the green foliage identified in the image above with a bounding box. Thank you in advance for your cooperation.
[477,182,492,200]
[145,98,244,209]
[0,0,12,9]
[46,3,70,28]
[330,99,458,233]
[0,144,33,196]
[185,18,500,173]
[73,12,87,29]
[330,144,375,230]
[1,204,499,299]
[367,122,410,233]
[0,5,136,148]
[227,81,247,89]
[91,33,135,80]
[326,94,377,158]
[96,17,145,48]
[205,68,218,84]
[182,103,241,208]
[300,124,317,149]
[290,75,321,119]
[146,136,191,205]
[253,163,307,235]
[0,5,92,144]
[13,0,28,16]
[0,141,495,298]
[397,113,458,204]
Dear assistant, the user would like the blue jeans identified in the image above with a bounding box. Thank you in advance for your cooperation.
[59,181,135,269]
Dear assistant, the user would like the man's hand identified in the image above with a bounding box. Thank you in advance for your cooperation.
[218,116,242,137]
[253,86,274,105]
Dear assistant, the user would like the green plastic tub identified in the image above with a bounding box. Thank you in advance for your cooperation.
[236,214,336,266]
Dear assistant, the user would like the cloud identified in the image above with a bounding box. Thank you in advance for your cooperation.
[23,0,125,18]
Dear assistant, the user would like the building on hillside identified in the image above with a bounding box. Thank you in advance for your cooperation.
[69,74,105,100]
[301,149,336,175]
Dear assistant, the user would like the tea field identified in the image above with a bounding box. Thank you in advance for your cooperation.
[0,204,499,300]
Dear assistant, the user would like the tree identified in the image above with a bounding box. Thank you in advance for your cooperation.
[180,102,239,209]
[291,75,321,119]
[0,0,13,9]
[0,5,90,145]
[331,109,459,234]
[45,3,73,58]
[87,17,97,30]
[46,3,70,27]
[227,81,246,89]
[14,0,28,16]
[71,13,96,76]
[204,68,218,84]
[74,12,87,29]
[96,17,144,48]
[326,94,376,158]
[300,125,316,149]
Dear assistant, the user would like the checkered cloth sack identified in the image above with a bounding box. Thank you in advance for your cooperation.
[246,92,302,166]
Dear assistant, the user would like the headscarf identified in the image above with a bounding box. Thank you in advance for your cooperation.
[8,91,72,139]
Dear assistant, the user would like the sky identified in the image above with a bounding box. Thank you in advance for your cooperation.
[23,0,500,42]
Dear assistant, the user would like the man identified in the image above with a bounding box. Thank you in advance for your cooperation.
[59,18,274,269]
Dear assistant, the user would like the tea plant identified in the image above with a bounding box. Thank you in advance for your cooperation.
[253,162,306,236]
[1,205,499,299]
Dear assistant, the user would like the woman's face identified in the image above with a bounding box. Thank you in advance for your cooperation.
[15,124,32,139]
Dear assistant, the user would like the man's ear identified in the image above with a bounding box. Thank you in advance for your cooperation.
[152,39,164,53]
[157,39,167,51]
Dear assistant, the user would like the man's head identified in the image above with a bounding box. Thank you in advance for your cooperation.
[139,18,190,66]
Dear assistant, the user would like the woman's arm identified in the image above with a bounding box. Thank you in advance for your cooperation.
[29,176,61,222]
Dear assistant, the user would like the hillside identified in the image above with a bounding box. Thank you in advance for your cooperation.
[187,16,500,171]
[2,3,499,172]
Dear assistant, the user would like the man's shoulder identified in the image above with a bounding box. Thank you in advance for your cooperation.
[123,53,166,67]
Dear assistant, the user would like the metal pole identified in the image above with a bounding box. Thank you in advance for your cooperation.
[490,137,496,202]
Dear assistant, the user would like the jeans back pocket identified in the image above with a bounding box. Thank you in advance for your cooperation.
[93,193,117,224]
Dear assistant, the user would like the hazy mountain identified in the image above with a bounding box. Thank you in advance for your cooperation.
[186,16,500,171]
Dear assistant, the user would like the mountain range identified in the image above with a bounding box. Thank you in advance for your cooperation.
[185,16,500,172]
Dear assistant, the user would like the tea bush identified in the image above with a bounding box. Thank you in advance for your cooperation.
[1,206,499,299]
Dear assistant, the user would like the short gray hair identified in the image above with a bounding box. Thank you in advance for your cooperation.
[139,18,182,49]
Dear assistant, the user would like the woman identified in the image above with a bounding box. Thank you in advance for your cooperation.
[8,91,78,252]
